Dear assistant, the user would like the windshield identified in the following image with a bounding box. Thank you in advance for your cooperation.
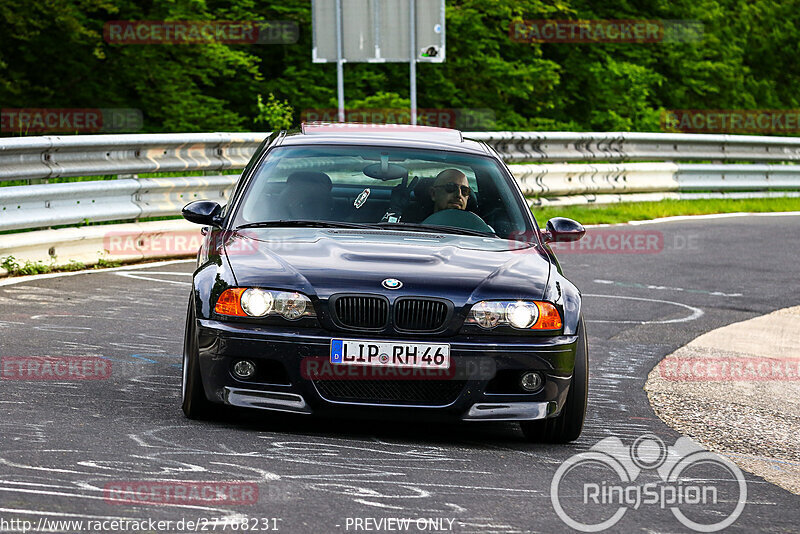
[232,145,531,239]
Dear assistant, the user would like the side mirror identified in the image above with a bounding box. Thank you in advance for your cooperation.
[543,217,585,243]
[182,200,222,227]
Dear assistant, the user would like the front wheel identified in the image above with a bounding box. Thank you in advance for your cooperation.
[520,318,588,443]
[181,295,216,419]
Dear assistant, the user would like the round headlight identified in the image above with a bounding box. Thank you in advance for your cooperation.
[472,301,504,329]
[506,302,539,329]
[275,291,309,320]
[241,288,273,317]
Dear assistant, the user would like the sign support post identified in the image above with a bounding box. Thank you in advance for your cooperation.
[409,0,417,125]
[335,0,345,122]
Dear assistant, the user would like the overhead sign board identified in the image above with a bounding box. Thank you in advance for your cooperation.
[312,0,445,63]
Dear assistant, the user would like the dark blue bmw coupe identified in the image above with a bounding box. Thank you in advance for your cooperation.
[181,123,588,442]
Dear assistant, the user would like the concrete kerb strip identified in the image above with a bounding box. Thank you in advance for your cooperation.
[0,218,200,276]
[645,306,800,495]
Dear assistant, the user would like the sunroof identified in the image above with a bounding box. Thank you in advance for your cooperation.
[301,122,463,143]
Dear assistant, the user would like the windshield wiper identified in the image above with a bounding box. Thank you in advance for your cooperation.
[376,222,497,238]
[236,220,379,230]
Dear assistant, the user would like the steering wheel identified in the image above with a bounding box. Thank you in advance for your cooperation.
[421,209,494,233]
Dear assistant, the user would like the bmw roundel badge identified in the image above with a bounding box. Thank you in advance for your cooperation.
[382,278,403,290]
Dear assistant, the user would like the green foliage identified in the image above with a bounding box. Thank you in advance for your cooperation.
[96,257,122,268]
[254,93,294,130]
[1,0,799,134]
[0,255,54,276]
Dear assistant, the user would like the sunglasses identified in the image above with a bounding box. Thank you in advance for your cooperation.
[434,182,472,197]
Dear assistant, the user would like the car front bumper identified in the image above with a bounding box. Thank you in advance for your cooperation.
[196,319,579,422]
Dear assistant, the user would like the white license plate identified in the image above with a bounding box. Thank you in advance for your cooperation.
[330,339,450,369]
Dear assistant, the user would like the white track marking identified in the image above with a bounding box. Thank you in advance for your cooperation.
[624,211,800,226]
[0,259,194,287]
[584,293,704,324]
[119,271,192,276]
[113,272,192,286]
[593,279,743,297]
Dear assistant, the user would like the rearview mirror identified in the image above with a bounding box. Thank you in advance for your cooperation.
[543,217,585,243]
[182,200,222,227]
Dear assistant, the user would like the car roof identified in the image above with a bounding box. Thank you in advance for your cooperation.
[275,123,491,156]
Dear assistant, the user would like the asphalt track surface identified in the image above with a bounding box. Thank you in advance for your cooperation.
[0,215,799,533]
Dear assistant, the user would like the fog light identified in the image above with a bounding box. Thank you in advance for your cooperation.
[520,372,543,392]
[232,360,256,380]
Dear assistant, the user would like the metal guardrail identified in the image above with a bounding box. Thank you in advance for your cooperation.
[0,132,267,182]
[0,175,236,232]
[467,131,800,162]
[2,131,800,234]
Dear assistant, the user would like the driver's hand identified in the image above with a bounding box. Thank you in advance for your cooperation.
[389,175,420,213]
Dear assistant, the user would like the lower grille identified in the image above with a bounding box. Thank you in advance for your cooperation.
[313,379,466,406]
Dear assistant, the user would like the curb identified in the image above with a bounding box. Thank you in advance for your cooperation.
[645,306,800,495]
[0,219,199,276]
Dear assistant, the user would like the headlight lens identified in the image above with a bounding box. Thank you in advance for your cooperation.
[275,291,309,320]
[467,300,562,330]
[215,288,315,320]
[506,302,538,329]
[240,288,273,317]
[470,301,505,329]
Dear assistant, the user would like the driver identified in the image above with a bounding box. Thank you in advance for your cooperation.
[381,168,473,223]
[430,169,470,212]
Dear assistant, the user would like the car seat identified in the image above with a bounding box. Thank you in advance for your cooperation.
[273,171,333,220]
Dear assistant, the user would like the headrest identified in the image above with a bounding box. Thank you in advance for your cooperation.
[286,171,332,190]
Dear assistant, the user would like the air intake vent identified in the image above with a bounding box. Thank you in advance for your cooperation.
[394,298,450,332]
[332,295,389,330]
[314,379,466,406]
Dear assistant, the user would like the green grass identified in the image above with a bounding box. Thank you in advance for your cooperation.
[530,197,800,225]
[0,255,119,276]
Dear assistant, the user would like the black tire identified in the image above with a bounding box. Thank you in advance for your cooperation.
[181,295,216,419]
[520,318,588,443]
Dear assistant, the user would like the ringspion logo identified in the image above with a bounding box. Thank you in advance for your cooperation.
[551,435,746,531]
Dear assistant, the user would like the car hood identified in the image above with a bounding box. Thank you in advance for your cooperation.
[223,228,551,302]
